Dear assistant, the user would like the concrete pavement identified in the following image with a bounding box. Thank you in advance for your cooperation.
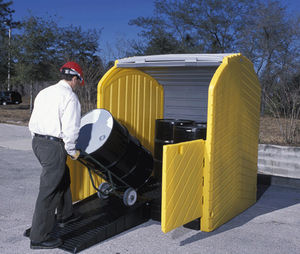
[0,123,32,151]
[0,123,300,254]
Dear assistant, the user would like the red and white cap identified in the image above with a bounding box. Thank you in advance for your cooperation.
[60,61,84,86]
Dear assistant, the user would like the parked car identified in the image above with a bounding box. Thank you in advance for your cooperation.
[0,91,22,105]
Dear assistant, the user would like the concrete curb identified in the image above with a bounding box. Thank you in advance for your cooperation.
[258,144,300,179]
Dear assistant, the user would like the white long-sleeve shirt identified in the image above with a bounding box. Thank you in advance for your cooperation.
[29,80,81,156]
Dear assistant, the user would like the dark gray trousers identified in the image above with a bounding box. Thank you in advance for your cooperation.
[30,136,73,242]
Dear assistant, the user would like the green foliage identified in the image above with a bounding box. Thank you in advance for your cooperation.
[0,0,13,31]
[0,0,14,87]
[11,15,103,89]
[13,16,58,83]
[56,25,102,63]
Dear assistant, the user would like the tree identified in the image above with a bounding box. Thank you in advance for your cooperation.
[54,25,104,113]
[129,14,188,54]
[129,0,300,144]
[12,15,58,110]
[13,16,58,84]
[0,0,18,89]
[237,0,300,112]
[129,0,255,55]
[13,15,104,85]
[237,1,300,144]
[74,56,105,114]
[11,15,104,111]
[55,25,102,64]
[265,71,300,144]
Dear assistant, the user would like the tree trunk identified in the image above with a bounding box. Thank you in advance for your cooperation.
[260,90,265,116]
[30,81,33,113]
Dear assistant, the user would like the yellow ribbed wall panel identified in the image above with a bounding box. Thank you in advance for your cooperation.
[98,67,164,153]
[68,65,121,201]
[69,64,164,201]
[161,140,205,233]
[68,157,103,201]
[201,54,261,232]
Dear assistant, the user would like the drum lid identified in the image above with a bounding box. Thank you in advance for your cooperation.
[76,109,113,154]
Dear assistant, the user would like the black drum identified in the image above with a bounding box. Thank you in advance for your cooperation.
[153,119,176,179]
[154,119,176,161]
[175,119,195,127]
[194,122,207,140]
[173,126,202,143]
[76,109,153,189]
[153,119,195,180]
[154,119,195,159]
[174,122,207,143]
[153,158,162,177]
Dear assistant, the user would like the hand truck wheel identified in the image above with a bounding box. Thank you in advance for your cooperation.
[97,182,110,199]
[123,188,137,207]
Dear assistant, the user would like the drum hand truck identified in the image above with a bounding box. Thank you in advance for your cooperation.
[77,151,138,207]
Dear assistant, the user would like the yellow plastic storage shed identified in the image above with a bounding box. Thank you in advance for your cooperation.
[68,53,261,233]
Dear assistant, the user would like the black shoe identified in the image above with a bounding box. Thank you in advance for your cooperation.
[24,214,58,237]
[30,237,62,249]
[23,228,31,237]
[57,213,81,228]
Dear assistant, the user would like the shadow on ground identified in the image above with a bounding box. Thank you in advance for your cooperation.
[179,175,300,246]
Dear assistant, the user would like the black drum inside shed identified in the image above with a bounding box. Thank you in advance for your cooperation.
[194,122,207,140]
[76,109,153,189]
[154,119,195,159]
[154,119,176,161]
[153,119,176,180]
[174,122,207,143]
[153,119,195,180]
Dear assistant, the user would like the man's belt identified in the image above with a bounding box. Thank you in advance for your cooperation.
[34,133,63,143]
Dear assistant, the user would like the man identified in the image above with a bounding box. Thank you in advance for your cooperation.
[27,61,84,249]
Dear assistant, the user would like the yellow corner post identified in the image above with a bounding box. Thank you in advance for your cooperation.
[201,54,261,231]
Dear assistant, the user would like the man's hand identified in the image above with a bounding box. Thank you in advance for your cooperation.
[71,150,81,160]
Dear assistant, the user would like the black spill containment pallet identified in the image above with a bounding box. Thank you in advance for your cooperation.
[53,194,151,253]
[24,179,161,253]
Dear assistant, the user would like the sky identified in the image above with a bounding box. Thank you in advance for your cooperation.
[9,0,300,61]
[11,0,155,41]
[10,0,156,60]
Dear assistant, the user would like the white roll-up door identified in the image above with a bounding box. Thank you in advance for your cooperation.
[116,54,231,122]
[140,66,217,122]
